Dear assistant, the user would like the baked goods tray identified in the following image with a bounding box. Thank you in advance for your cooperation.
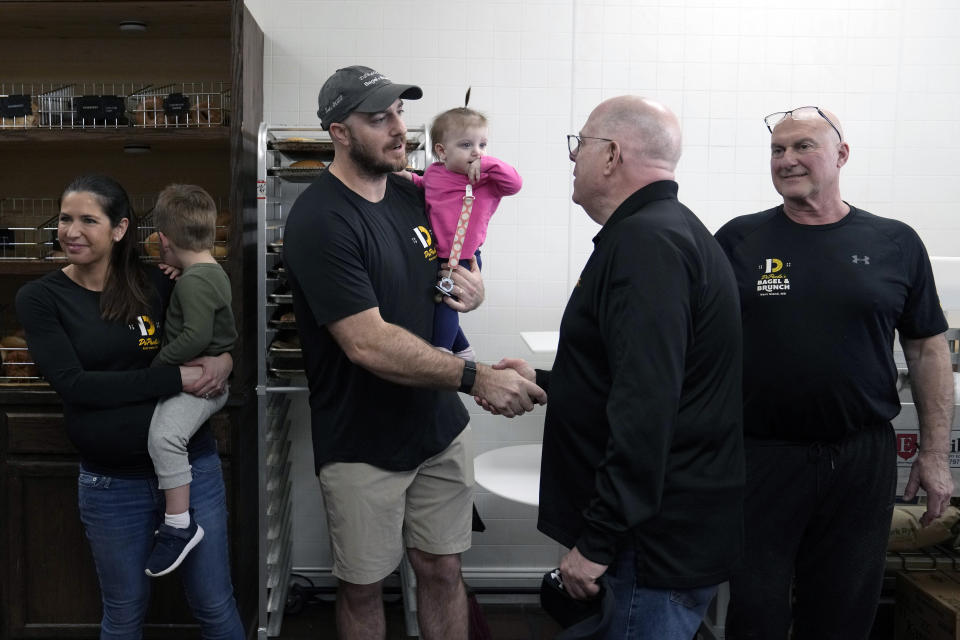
[268,139,419,153]
[268,292,292,304]
[268,368,306,377]
[267,167,325,182]
[269,355,303,372]
[267,241,283,254]
[268,139,333,152]
[268,319,296,330]
[269,345,301,356]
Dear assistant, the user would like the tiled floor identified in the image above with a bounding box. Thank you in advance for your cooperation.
[276,593,562,639]
[275,590,895,639]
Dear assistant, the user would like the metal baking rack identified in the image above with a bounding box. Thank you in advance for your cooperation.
[254,123,428,638]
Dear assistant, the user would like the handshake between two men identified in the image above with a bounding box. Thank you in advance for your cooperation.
[471,357,542,417]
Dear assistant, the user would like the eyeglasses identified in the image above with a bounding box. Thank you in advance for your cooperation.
[764,106,842,141]
[567,134,615,155]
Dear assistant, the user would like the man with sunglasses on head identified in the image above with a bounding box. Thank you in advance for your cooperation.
[715,106,954,639]
[284,66,546,640]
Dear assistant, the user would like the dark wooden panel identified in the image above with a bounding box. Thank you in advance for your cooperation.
[4,460,236,637]
[5,409,232,457]
[5,411,71,454]
[0,145,231,200]
[9,462,101,628]
[1,2,231,40]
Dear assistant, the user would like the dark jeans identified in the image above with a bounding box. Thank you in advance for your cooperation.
[725,425,896,640]
[78,451,244,639]
[433,250,481,351]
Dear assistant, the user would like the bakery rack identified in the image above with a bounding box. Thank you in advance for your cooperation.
[0,81,230,129]
[254,122,427,637]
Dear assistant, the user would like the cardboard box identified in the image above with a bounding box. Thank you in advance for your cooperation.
[896,570,960,640]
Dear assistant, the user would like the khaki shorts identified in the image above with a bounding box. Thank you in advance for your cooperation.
[318,425,474,585]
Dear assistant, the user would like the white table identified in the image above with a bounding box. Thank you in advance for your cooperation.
[473,444,543,506]
[519,331,559,354]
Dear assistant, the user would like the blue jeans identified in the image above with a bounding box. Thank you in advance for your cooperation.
[78,451,244,639]
[603,545,717,640]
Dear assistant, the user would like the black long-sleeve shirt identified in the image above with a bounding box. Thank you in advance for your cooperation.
[537,181,745,589]
[16,268,215,476]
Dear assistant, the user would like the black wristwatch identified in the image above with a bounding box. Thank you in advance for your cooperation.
[458,360,477,394]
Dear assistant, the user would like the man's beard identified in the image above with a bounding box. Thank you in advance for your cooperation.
[347,129,408,176]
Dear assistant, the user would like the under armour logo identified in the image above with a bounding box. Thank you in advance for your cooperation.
[852,255,870,265]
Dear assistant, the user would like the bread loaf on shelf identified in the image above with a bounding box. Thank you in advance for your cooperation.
[289,160,325,169]
[194,101,222,125]
[1,335,39,380]
[143,231,162,257]
[134,96,164,127]
[215,210,231,242]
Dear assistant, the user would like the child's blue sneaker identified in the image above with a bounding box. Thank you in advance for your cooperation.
[144,511,204,577]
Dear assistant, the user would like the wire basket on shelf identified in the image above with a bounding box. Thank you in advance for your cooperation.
[0,81,231,129]
[0,198,61,260]
[128,82,230,128]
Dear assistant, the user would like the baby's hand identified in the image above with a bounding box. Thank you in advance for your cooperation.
[393,169,414,182]
[158,263,181,280]
[466,159,481,185]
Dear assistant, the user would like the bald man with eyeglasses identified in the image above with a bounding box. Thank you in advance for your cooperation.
[491,96,745,639]
[715,107,955,639]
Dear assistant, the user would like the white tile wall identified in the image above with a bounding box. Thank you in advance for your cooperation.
[245,0,960,582]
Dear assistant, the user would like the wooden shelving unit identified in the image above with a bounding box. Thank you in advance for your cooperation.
[0,2,263,638]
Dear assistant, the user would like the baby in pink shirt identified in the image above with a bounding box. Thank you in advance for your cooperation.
[403,107,522,360]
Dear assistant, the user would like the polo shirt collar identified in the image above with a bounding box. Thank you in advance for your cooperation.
[593,180,679,245]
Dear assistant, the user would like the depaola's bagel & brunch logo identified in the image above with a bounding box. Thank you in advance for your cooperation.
[756,257,791,297]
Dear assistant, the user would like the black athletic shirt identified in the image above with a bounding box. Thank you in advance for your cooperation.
[537,181,745,588]
[715,205,947,442]
[15,268,215,476]
[284,171,468,473]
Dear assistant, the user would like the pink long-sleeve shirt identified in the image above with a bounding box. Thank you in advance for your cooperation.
[411,156,522,260]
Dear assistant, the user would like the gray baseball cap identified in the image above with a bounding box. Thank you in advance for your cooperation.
[316,65,423,130]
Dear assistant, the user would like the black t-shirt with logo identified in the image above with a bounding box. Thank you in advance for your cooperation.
[284,171,468,473]
[16,268,213,476]
[715,205,947,442]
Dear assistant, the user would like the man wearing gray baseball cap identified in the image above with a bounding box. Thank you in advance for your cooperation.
[285,66,546,639]
[316,65,423,130]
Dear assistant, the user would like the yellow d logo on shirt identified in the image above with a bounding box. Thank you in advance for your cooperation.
[137,315,156,337]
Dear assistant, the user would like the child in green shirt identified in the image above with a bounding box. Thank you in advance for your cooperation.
[145,184,236,577]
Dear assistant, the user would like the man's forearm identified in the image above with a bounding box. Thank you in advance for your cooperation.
[344,318,465,389]
[903,334,955,452]
[329,308,545,416]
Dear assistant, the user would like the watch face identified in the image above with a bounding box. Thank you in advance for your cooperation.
[459,361,477,393]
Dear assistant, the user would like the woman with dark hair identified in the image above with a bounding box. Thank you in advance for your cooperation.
[15,174,244,638]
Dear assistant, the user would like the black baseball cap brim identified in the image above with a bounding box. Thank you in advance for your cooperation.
[353,82,422,115]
